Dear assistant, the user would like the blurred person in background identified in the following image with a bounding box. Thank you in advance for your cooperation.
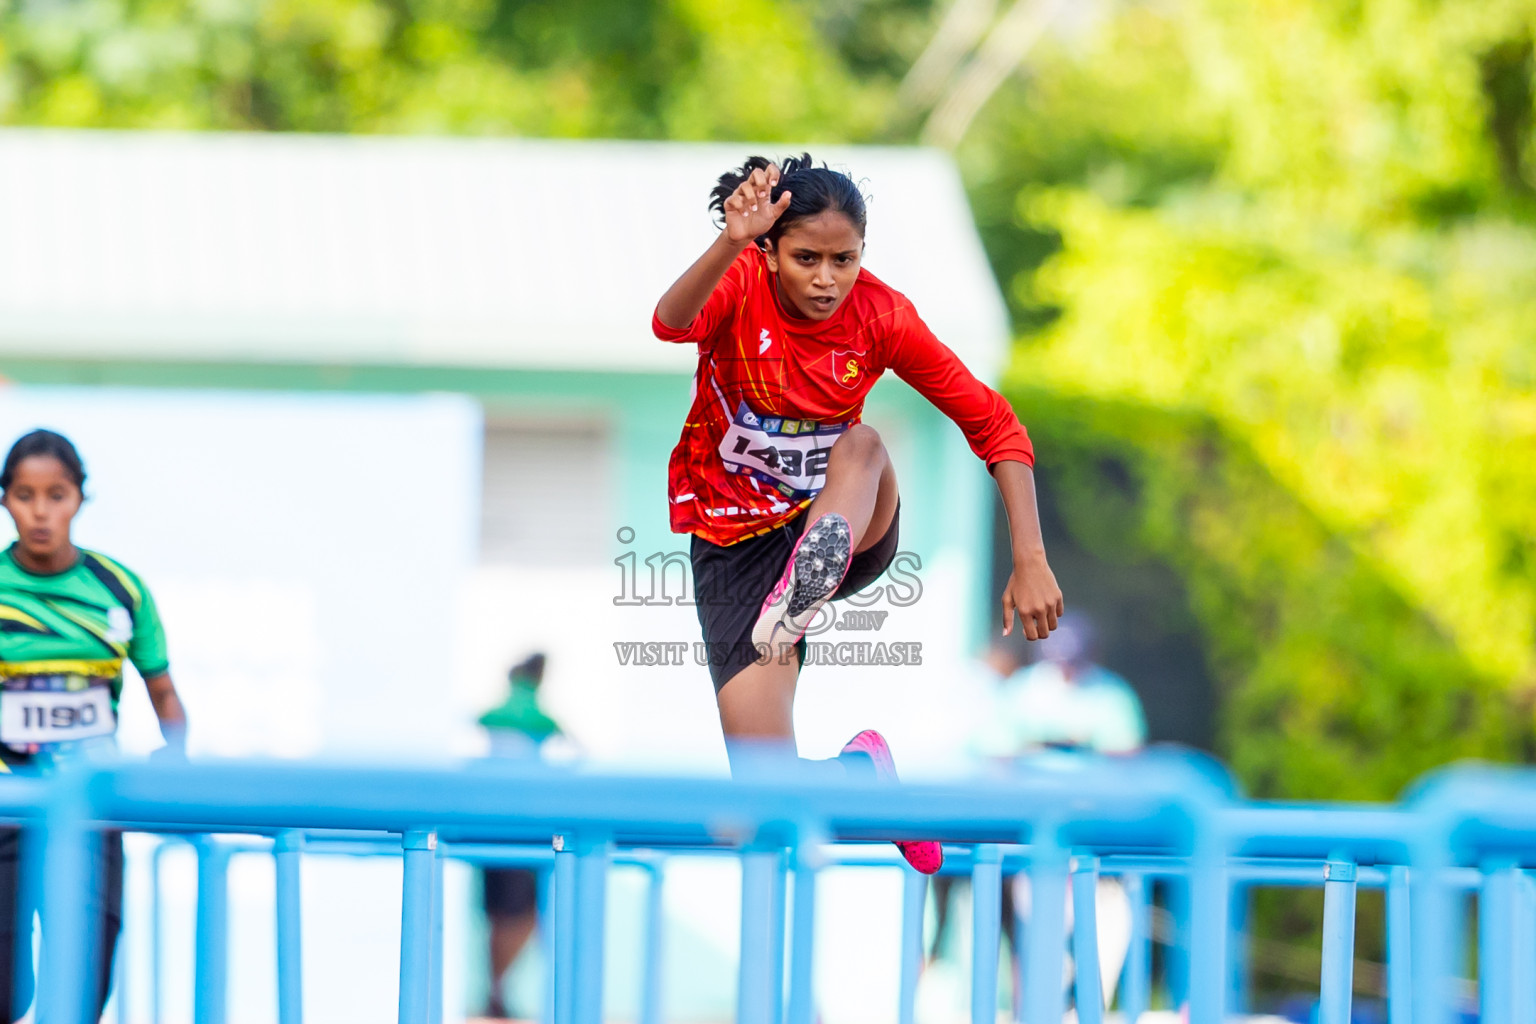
[479,653,560,1020]
[982,613,1144,757]
[0,428,188,1020]
[990,613,1145,1012]
[654,154,1064,878]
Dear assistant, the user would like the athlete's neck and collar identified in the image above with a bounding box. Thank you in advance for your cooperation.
[4,541,81,578]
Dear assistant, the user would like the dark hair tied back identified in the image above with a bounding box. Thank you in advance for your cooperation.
[0,429,86,494]
[510,652,547,685]
[709,153,868,248]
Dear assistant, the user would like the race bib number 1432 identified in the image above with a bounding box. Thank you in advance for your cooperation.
[718,402,849,500]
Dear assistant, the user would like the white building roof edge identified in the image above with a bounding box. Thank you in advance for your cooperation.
[0,130,1011,378]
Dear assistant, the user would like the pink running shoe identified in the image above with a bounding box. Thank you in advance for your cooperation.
[751,513,853,653]
[840,729,945,875]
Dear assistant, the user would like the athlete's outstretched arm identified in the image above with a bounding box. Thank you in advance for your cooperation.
[993,460,1064,641]
[655,164,791,329]
[144,672,188,752]
[883,308,1064,638]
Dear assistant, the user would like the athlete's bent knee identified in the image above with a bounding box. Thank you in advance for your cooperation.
[831,424,886,467]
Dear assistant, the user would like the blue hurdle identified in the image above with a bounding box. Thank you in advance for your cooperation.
[9,754,1536,1024]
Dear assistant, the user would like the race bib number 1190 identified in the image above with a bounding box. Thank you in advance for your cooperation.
[1,679,115,746]
[718,402,848,500]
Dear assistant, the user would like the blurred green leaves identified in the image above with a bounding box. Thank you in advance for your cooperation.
[979,0,1536,796]
[1022,391,1517,800]
[0,0,893,137]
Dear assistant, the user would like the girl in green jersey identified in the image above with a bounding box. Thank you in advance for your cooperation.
[0,429,189,1019]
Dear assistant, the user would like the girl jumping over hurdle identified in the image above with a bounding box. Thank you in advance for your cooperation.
[653,155,1063,874]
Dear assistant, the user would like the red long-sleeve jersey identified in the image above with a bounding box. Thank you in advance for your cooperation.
[653,245,1033,546]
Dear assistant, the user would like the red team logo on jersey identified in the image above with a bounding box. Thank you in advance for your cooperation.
[830,351,862,389]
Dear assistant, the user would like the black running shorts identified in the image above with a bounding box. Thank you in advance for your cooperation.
[482,867,539,918]
[690,504,900,693]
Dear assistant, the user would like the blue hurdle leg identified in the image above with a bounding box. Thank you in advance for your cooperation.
[552,838,577,1024]
[1011,885,1026,1024]
[1228,882,1250,1015]
[1514,870,1536,1023]
[639,863,666,1024]
[1070,855,1104,1024]
[150,839,175,1024]
[193,838,232,1024]
[786,849,819,1024]
[1185,835,1228,1024]
[737,847,786,1024]
[274,831,305,1024]
[1480,861,1520,1024]
[1024,835,1068,1024]
[1387,866,1411,1024]
[38,776,93,1024]
[429,843,444,1024]
[1120,873,1150,1024]
[1319,858,1358,1024]
[398,830,437,1024]
[1409,840,1458,1024]
[972,844,1004,1024]
[770,848,788,1023]
[898,866,927,1024]
[1484,865,1536,1024]
[114,835,132,1024]
[1164,876,1190,1011]
[536,864,555,1024]
[571,836,610,1024]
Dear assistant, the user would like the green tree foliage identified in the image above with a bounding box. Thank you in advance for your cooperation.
[1024,390,1516,799]
[0,0,893,138]
[970,1,1536,798]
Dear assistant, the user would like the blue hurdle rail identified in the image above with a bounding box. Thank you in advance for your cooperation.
[6,754,1536,1024]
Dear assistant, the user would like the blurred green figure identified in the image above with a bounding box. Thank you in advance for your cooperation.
[478,653,560,759]
[478,653,561,1020]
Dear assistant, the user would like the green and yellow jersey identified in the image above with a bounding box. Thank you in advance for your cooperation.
[0,544,168,769]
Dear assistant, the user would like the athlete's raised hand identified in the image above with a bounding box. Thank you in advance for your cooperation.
[656,160,794,331]
[722,163,792,246]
